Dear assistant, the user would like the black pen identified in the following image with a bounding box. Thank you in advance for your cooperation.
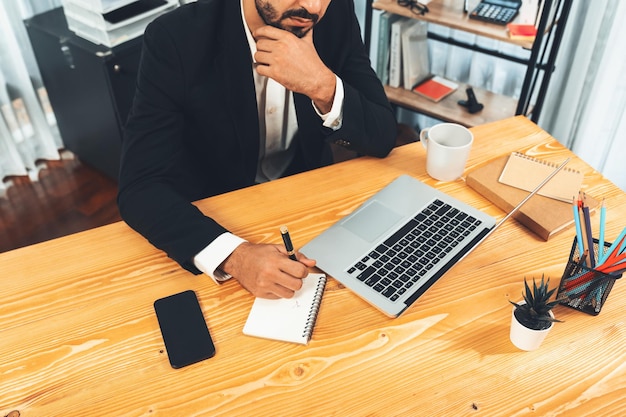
[280,225,297,261]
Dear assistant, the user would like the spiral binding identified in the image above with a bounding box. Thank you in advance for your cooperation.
[302,275,327,340]
[511,152,580,173]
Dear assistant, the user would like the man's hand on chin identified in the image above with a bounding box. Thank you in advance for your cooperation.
[253,25,336,113]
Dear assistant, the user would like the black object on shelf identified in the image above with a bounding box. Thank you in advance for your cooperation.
[24,7,143,180]
[458,87,484,114]
[468,0,522,26]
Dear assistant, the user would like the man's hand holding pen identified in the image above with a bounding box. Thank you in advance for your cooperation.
[220,234,316,300]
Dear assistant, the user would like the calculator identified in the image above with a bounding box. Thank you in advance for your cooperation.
[469,0,522,25]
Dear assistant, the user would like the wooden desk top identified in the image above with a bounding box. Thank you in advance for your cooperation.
[1,117,624,416]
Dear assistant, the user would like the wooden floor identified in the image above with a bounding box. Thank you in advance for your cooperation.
[0,153,121,254]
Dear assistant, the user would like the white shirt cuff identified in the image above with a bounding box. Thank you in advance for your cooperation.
[313,75,344,131]
[193,232,247,283]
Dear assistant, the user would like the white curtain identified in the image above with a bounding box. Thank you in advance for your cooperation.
[539,0,626,191]
[365,0,625,191]
[0,0,63,196]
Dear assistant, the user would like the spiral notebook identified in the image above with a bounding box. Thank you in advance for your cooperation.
[498,152,583,203]
[243,273,326,345]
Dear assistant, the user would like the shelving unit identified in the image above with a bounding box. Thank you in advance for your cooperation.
[366,0,573,127]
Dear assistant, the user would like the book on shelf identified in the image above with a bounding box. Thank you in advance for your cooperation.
[375,12,402,84]
[388,17,412,88]
[412,75,459,102]
[243,273,326,345]
[507,23,537,41]
[466,154,598,241]
[401,19,429,90]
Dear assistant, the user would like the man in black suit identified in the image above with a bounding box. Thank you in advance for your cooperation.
[118,0,397,299]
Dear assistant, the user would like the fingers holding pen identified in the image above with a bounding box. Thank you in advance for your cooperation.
[221,242,315,299]
[248,247,311,299]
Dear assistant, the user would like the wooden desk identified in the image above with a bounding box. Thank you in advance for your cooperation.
[1,117,624,416]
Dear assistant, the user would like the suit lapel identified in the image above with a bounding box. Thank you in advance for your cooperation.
[217,0,259,179]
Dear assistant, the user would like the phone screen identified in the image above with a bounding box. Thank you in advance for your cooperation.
[154,290,216,368]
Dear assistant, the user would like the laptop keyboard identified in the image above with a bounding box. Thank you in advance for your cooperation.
[346,199,483,301]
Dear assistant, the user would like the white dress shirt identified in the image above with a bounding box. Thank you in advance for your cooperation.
[194,1,345,282]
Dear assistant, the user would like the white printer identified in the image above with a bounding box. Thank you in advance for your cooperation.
[61,0,179,48]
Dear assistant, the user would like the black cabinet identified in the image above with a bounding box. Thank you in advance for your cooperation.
[25,7,143,180]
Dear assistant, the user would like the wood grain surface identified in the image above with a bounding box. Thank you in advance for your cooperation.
[1,117,624,416]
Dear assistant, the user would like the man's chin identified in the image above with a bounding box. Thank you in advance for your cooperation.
[268,20,313,38]
[286,25,312,38]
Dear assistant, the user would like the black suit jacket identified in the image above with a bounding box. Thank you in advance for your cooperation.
[118,0,397,273]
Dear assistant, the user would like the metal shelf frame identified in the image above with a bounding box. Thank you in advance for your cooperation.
[364,0,573,123]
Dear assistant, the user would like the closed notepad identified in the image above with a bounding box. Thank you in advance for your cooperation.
[243,273,326,345]
[498,152,583,203]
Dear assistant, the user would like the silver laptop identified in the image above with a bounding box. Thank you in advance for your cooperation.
[301,175,497,317]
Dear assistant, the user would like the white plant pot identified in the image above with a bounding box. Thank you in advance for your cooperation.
[509,302,554,351]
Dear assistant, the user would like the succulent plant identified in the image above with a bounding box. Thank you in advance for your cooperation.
[510,275,563,330]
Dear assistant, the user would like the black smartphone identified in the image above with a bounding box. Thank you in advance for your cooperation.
[154,290,216,368]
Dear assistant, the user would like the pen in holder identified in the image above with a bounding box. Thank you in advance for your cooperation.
[557,237,622,315]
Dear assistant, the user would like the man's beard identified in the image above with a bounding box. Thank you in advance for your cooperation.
[255,1,319,38]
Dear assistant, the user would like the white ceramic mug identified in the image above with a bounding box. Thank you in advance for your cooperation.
[420,123,473,181]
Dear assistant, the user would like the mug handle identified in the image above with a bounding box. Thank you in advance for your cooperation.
[420,128,430,149]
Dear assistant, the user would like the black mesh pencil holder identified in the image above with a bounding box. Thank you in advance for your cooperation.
[557,237,622,316]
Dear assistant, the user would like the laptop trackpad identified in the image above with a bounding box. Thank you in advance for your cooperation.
[342,201,403,243]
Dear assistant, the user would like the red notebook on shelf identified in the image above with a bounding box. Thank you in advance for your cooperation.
[507,23,537,41]
[412,76,459,102]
